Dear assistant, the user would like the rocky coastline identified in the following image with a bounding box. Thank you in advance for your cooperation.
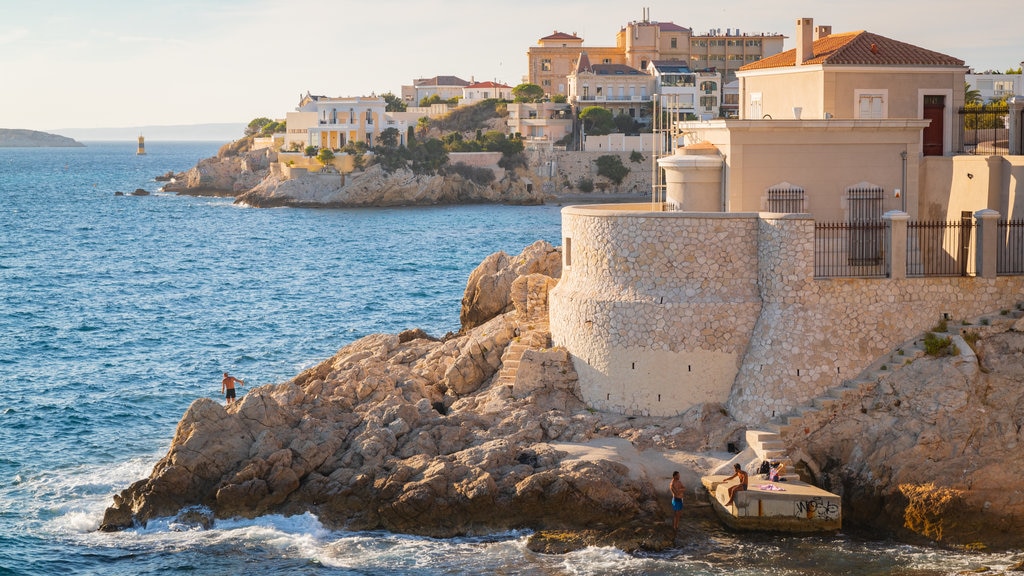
[0,128,84,148]
[99,239,1024,552]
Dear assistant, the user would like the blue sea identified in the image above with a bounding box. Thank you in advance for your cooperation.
[0,141,1019,574]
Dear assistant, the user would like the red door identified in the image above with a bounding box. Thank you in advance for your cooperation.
[923,96,945,156]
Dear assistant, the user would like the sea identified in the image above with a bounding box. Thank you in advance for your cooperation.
[0,141,1019,575]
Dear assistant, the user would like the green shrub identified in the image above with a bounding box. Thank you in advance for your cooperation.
[923,332,953,356]
[577,178,594,193]
[932,318,948,333]
[595,155,630,185]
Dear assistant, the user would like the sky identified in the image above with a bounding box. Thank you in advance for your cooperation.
[1,0,1021,131]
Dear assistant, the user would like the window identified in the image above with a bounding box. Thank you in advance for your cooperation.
[603,58,612,64]
[746,39,762,47]
[700,81,718,93]
[765,185,805,212]
[855,91,887,119]
[749,92,762,119]
[596,86,603,96]
[541,59,552,71]
[542,79,551,87]
[671,38,677,48]
[700,96,717,109]
[640,59,648,70]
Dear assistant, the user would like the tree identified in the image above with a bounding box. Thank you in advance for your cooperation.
[378,127,401,149]
[595,155,630,186]
[512,83,545,103]
[1007,67,1022,74]
[965,82,982,105]
[419,94,443,107]
[316,148,335,167]
[614,113,637,135]
[382,92,407,112]
[551,94,568,104]
[245,117,274,137]
[304,145,317,158]
[579,106,615,136]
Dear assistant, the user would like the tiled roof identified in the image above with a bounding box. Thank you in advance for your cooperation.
[414,75,470,87]
[590,64,645,76]
[657,22,690,33]
[740,30,965,71]
[541,31,581,41]
[465,81,511,89]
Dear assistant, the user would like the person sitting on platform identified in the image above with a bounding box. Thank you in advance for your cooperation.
[723,463,748,506]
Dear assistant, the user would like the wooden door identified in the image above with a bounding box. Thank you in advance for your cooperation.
[923,95,945,156]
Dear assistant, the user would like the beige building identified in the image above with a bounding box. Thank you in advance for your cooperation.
[400,76,470,106]
[506,102,573,149]
[527,12,784,100]
[568,53,654,120]
[736,18,967,156]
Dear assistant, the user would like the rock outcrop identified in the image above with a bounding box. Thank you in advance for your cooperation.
[99,237,1024,552]
[234,164,545,208]
[162,139,273,196]
[791,319,1024,549]
[100,240,730,551]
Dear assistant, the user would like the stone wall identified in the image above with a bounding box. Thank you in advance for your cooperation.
[549,206,763,416]
[529,150,653,196]
[550,205,1024,423]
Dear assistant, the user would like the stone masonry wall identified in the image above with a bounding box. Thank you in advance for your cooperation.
[550,207,1024,423]
[549,206,763,416]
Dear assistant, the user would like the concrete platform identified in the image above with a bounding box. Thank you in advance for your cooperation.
[701,473,842,533]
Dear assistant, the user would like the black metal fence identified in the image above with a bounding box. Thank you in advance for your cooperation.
[958,104,1010,155]
[998,219,1024,275]
[906,219,975,277]
[814,221,889,278]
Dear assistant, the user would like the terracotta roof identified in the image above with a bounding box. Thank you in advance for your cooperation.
[657,22,690,33]
[465,81,511,89]
[740,30,965,71]
[541,31,582,41]
[414,75,470,87]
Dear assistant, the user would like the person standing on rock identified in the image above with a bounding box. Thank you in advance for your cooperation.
[221,372,244,404]
[670,471,686,530]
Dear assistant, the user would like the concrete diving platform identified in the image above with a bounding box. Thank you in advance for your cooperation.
[701,473,842,533]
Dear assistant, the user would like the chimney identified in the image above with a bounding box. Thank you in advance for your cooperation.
[814,25,831,40]
[795,17,814,65]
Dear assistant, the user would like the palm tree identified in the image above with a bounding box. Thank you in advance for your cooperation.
[965,82,982,105]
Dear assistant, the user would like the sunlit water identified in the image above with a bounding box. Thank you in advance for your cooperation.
[0,142,1018,574]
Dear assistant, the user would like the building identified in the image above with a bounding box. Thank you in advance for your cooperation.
[461,81,513,106]
[736,18,967,156]
[284,93,387,151]
[506,101,573,149]
[567,53,654,121]
[401,76,471,106]
[648,61,722,119]
[526,11,784,101]
[547,17,1024,423]
[966,68,1023,103]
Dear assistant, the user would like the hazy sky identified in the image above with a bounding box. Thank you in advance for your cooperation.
[1,0,1021,130]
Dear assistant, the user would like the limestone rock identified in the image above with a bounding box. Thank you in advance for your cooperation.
[163,146,274,196]
[460,240,562,330]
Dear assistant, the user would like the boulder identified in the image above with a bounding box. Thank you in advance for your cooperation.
[460,240,561,330]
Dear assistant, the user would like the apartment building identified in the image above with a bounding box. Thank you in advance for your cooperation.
[966,69,1023,103]
[527,11,784,100]
[567,53,654,120]
[648,61,723,119]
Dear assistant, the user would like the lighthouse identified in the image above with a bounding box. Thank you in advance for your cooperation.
[137,135,146,155]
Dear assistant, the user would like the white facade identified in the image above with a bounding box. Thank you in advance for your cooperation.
[966,71,1023,103]
[284,96,387,150]
[649,62,722,119]
[462,81,513,105]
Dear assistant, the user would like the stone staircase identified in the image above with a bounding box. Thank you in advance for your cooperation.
[495,326,550,388]
[744,429,799,481]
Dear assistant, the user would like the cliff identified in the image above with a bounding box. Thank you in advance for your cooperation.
[0,128,84,147]
[235,164,545,208]
[99,240,1024,552]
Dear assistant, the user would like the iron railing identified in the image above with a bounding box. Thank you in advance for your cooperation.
[814,221,889,278]
[958,104,1009,155]
[998,219,1024,275]
[906,219,975,277]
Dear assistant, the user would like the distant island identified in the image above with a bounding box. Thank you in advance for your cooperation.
[0,129,84,148]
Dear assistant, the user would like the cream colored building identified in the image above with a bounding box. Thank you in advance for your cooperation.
[400,76,470,106]
[506,102,573,149]
[284,94,387,151]
[461,81,513,106]
[736,18,967,156]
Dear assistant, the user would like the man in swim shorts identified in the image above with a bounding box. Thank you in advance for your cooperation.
[670,470,686,530]
[222,372,244,404]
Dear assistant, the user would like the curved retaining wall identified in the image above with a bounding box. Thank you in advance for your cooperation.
[549,205,763,417]
[550,205,1024,423]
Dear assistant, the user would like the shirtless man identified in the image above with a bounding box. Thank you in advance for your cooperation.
[723,463,748,506]
[222,372,244,404]
[669,471,686,530]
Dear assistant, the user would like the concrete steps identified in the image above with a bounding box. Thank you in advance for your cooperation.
[495,326,550,388]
